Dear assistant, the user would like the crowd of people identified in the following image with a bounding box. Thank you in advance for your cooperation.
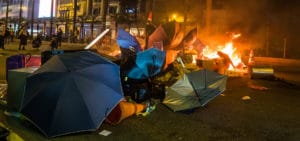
[0,22,66,51]
[0,22,31,50]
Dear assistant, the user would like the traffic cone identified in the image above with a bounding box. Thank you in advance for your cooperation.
[106,101,146,125]
[248,49,255,78]
[248,49,255,66]
[147,11,153,22]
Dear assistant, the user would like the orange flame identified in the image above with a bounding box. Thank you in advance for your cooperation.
[202,35,244,70]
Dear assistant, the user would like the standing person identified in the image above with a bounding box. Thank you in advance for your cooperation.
[57,28,63,47]
[73,28,79,43]
[0,22,5,49]
[50,36,58,50]
[69,29,73,43]
[9,25,14,42]
[18,26,29,50]
[5,27,10,45]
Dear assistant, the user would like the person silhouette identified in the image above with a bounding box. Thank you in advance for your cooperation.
[18,25,29,50]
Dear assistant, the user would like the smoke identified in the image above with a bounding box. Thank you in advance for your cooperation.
[222,0,300,58]
[225,0,269,35]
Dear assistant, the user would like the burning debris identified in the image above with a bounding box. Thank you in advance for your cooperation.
[96,22,249,77]
[194,33,247,76]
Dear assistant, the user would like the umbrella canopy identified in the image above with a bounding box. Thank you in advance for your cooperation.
[147,25,168,49]
[126,47,166,80]
[148,21,184,50]
[21,51,124,137]
[116,28,141,53]
[163,69,227,112]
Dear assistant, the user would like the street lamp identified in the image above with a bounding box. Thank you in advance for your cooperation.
[19,0,23,27]
[50,0,54,37]
[73,0,78,38]
[172,14,177,21]
[31,0,35,38]
[5,0,9,28]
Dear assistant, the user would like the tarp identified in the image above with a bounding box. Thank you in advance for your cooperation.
[163,69,227,112]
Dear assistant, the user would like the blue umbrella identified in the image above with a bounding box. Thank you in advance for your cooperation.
[21,51,124,137]
[116,28,141,53]
[127,47,166,80]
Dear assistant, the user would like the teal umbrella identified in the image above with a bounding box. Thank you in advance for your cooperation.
[126,47,166,80]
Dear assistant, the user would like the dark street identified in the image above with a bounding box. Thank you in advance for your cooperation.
[1,0,300,140]
[0,63,299,140]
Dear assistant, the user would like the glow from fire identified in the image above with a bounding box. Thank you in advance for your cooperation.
[202,41,244,70]
[232,33,241,39]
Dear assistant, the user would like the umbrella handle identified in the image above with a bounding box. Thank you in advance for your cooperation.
[85,29,110,49]
[149,55,157,77]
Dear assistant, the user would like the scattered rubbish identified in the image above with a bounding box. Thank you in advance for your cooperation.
[136,101,156,117]
[242,96,251,100]
[217,51,235,69]
[248,84,269,91]
[98,130,112,136]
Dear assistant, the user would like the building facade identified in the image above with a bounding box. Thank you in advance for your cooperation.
[0,0,145,42]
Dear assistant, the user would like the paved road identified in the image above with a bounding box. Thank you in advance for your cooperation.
[0,75,299,141]
[1,40,86,54]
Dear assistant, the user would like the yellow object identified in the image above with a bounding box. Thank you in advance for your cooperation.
[0,123,24,141]
[106,101,146,125]
[252,67,274,74]
[7,132,24,141]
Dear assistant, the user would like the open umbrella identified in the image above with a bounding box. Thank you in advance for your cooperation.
[147,25,168,49]
[163,69,227,112]
[117,28,141,56]
[21,51,124,137]
[148,21,184,50]
[126,47,166,80]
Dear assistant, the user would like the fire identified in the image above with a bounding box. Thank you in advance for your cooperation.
[201,35,245,70]
[231,33,241,40]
